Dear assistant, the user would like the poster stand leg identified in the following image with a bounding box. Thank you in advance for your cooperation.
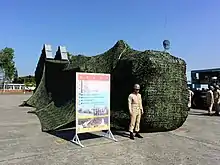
[71,133,84,148]
[102,130,118,142]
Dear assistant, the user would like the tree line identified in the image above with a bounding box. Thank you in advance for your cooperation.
[0,47,35,86]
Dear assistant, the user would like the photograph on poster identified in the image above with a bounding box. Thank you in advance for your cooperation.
[78,107,109,116]
[78,117,109,129]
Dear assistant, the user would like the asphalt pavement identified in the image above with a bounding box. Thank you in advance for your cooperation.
[0,94,220,165]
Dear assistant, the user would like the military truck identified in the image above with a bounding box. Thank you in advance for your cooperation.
[191,68,220,110]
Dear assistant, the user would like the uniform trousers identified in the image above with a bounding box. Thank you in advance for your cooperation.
[129,106,141,133]
[208,103,214,113]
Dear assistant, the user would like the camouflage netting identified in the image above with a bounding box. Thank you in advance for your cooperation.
[23,40,188,132]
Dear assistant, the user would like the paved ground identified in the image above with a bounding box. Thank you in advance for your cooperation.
[0,95,220,165]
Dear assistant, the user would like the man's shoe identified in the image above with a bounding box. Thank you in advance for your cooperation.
[135,133,143,138]
[130,132,134,140]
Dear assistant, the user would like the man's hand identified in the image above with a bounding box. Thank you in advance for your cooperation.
[141,110,144,115]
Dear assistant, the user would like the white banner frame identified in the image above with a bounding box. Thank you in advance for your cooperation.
[71,72,117,147]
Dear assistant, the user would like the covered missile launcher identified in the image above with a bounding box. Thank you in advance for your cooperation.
[22,40,188,132]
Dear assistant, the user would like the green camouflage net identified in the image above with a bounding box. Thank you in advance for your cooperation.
[23,40,188,132]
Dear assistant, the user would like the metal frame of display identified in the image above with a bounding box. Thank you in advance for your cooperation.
[71,129,117,148]
[71,72,117,148]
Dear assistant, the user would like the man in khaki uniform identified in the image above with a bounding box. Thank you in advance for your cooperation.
[128,84,144,140]
[188,88,194,111]
[214,85,220,116]
[206,86,214,115]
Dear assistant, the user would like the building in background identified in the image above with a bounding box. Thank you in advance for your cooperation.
[0,66,33,93]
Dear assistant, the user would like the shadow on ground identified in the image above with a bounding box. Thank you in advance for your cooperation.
[47,129,104,141]
[47,127,160,142]
[44,117,176,142]
[111,130,130,138]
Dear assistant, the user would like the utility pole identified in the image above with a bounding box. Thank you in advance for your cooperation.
[0,64,6,93]
[24,77,26,94]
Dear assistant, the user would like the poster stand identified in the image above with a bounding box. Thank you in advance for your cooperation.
[72,72,117,148]
[102,130,118,142]
[71,129,117,148]
[71,133,84,148]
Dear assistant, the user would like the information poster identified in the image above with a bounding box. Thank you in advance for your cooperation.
[75,72,110,133]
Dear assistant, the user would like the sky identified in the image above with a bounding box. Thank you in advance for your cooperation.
[0,0,220,80]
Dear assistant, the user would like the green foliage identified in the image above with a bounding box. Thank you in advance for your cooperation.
[25,82,35,87]
[0,47,16,81]
[13,75,36,86]
[67,52,72,61]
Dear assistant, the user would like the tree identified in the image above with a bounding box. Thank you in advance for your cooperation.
[0,47,16,81]
[13,75,36,86]
[67,52,72,61]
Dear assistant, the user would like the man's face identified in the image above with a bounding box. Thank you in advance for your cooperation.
[134,89,139,94]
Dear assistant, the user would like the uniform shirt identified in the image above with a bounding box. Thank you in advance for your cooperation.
[214,89,220,104]
[206,90,214,105]
[128,93,143,111]
[188,90,194,108]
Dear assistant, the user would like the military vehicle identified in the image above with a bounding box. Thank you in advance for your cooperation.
[191,68,220,110]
